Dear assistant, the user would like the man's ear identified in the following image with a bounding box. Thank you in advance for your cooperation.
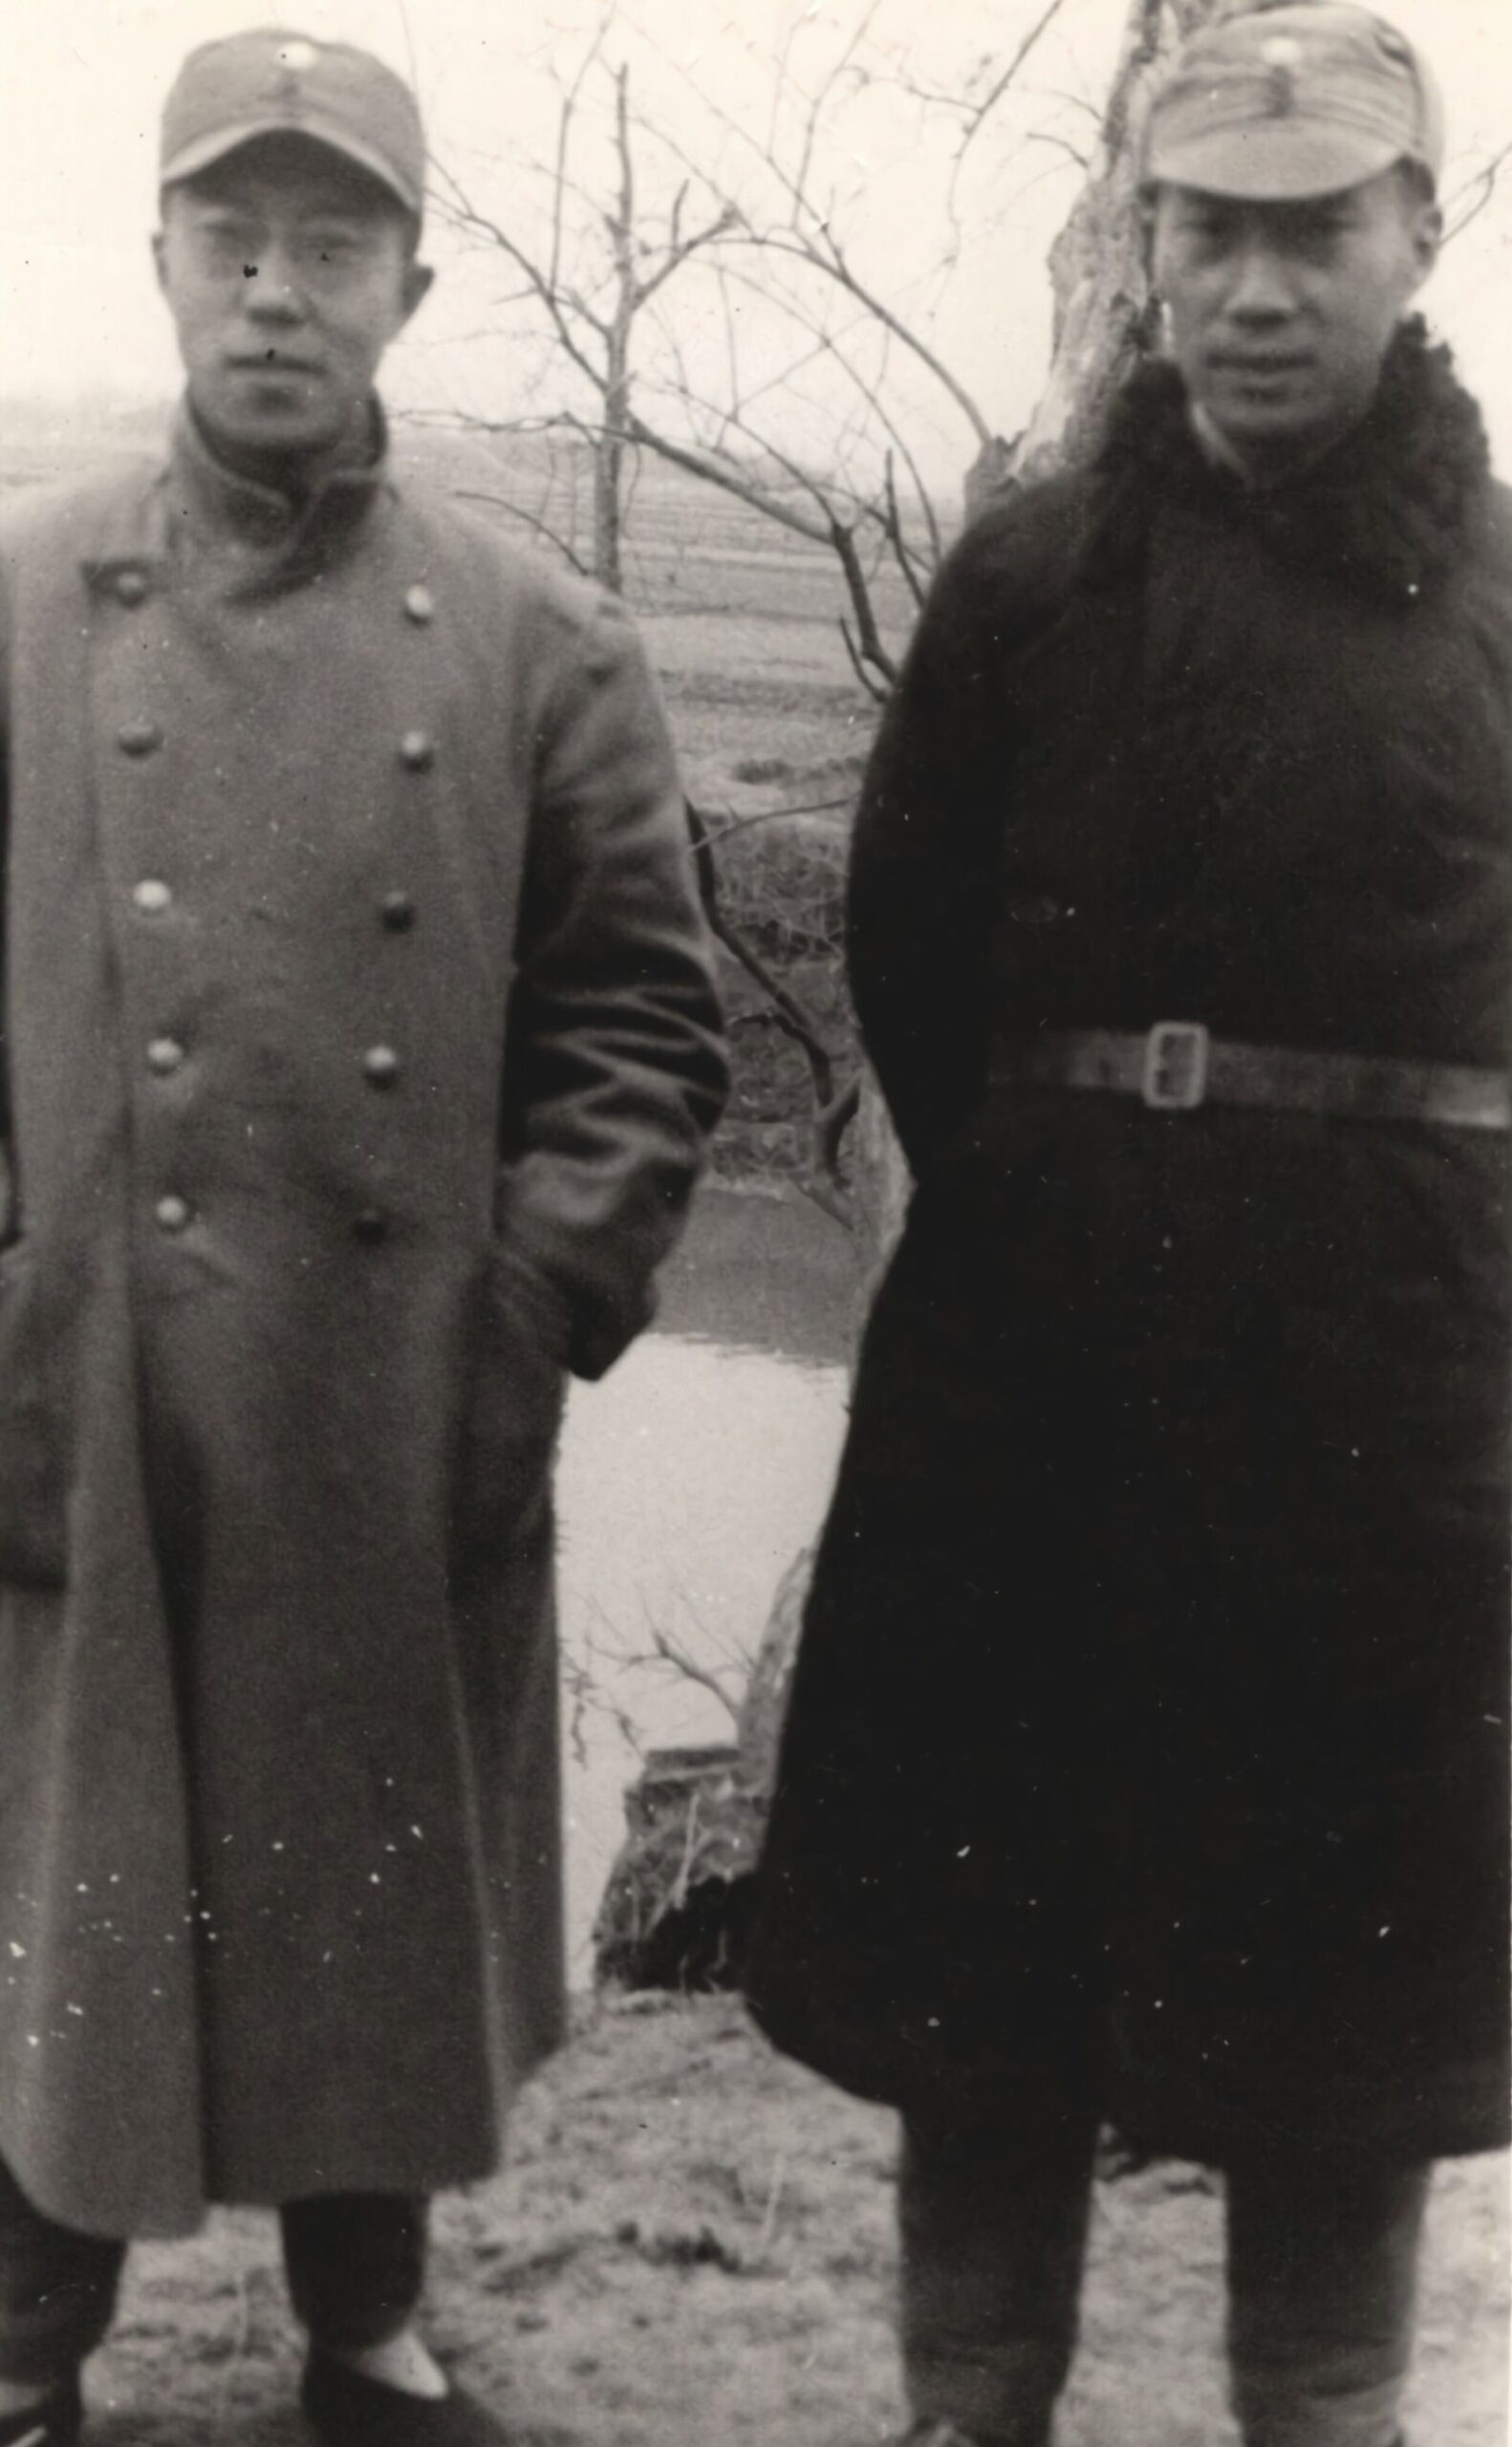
[400,259,435,327]
[1410,196,1444,287]
[1137,184,1161,282]
[151,228,168,297]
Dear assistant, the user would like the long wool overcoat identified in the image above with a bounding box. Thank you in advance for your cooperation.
[746,328,1512,2165]
[0,411,726,2238]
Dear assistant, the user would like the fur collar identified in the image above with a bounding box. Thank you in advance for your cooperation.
[1085,317,1491,606]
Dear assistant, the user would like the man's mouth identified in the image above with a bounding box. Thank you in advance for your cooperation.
[1210,354,1313,378]
[227,355,323,377]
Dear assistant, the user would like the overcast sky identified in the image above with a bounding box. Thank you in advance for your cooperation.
[3,0,1509,481]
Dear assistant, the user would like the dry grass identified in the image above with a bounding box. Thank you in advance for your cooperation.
[91,1998,1508,2447]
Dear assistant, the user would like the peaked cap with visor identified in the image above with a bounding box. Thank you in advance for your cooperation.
[1142,2,1444,202]
[160,27,425,222]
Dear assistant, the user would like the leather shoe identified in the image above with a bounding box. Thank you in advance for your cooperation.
[890,2424,1018,2447]
[301,2351,512,2445]
[0,2387,82,2447]
[890,2423,1040,2447]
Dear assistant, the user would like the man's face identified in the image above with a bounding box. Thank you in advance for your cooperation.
[154,134,431,466]
[1150,168,1440,469]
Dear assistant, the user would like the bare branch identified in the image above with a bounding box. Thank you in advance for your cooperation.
[447,489,593,580]
[954,0,1070,168]
[840,617,893,705]
[616,1622,743,1723]
[812,1073,862,1220]
[686,802,838,1101]
[634,203,740,307]
[431,163,609,396]
[621,412,831,546]
[735,226,992,445]
[1443,139,1512,242]
[878,456,929,609]
[518,22,614,316]
[792,0,882,216]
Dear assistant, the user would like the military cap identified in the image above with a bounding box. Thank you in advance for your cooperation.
[161,28,425,219]
[1143,3,1445,200]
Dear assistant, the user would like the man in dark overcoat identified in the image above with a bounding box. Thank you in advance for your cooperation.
[745,9,1510,2444]
[0,30,725,2447]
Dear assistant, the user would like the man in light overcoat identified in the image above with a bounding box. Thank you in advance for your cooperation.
[0,31,725,2447]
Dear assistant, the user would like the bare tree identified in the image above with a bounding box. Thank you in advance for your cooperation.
[422,0,1084,687]
[429,41,737,595]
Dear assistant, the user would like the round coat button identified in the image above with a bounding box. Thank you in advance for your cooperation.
[403,585,435,625]
[115,570,150,607]
[379,892,416,933]
[353,1209,389,1245]
[1007,893,1065,927]
[133,878,173,914]
[154,1195,192,1233]
[399,731,435,771]
[362,1045,401,1089]
[118,719,163,757]
[147,1037,185,1076]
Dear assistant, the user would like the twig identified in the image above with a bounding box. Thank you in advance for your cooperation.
[954,0,1069,169]
[840,617,893,704]
[1444,137,1512,241]
[686,803,838,1102]
[753,2145,788,2263]
[447,488,592,578]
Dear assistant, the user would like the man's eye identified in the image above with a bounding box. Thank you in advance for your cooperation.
[195,224,252,260]
[1291,207,1351,246]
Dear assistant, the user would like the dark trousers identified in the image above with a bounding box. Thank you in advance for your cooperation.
[0,2155,426,2388]
[900,2113,1430,2447]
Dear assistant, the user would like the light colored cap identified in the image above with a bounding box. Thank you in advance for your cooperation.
[161,28,425,218]
[1143,3,1445,200]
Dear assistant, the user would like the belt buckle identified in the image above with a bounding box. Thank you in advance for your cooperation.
[1142,1020,1210,1111]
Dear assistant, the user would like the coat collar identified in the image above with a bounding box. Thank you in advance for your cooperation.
[79,397,393,598]
[168,397,389,550]
[1087,317,1493,607]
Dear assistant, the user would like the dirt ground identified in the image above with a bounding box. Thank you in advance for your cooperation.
[87,1994,1506,2447]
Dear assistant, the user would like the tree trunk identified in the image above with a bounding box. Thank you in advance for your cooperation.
[594,365,628,596]
[594,63,637,596]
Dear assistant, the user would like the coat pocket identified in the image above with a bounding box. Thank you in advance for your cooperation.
[452,1245,571,1561]
[0,1242,70,1587]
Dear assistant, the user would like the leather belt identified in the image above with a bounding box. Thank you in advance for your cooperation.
[993,1024,1512,1132]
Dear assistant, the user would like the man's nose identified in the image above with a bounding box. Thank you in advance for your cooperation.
[1224,245,1296,320]
[243,243,309,317]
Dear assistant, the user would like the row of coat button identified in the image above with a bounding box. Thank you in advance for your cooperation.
[157,1197,390,1240]
[143,1038,401,1088]
[110,568,437,625]
[154,1194,393,1245]
[131,877,416,932]
[118,721,438,770]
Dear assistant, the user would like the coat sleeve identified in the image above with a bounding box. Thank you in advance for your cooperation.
[848,486,1077,1178]
[495,590,728,1381]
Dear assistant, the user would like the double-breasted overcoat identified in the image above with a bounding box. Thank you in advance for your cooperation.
[0,411,725,2237]
[746,328,1512,2164]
